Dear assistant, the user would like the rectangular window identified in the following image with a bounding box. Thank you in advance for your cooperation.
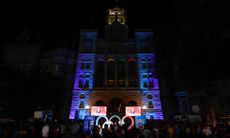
[85,80,89,88]
[148,63,153,69]
[142,64,147,69]
[81,63,85,69]
[118,80,125,87]
[86,63,91,69]
[108,80,115,87]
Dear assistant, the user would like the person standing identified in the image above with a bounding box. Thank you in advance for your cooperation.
[41,123,49,138]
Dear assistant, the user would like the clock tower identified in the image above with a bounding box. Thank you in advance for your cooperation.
[69,5,164,123]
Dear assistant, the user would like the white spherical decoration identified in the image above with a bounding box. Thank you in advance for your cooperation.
[192,105,199,113]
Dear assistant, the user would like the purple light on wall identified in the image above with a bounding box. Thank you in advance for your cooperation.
[154,79,159,89]
[137,54,155,90]
[69,109,76,119]
[137,53,164,120]
[69,54,95,119]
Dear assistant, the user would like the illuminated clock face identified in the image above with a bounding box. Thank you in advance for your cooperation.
[109,16,124,24]
[108,8,126,25]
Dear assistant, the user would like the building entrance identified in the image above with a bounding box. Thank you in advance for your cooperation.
[108,98,123,116]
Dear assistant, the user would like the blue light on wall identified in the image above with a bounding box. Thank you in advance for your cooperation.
[69,30,164,121]
[137,53,164,120]
[69,54,95,119]
[137,54,155,91]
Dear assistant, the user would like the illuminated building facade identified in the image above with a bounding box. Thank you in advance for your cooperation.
[69,7,164,120]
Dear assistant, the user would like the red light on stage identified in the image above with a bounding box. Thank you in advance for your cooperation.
[125,106,141,116]
[91,106,107,116]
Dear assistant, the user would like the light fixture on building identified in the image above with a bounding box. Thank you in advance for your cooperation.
[142,105,147,109]
[85,105,90,109]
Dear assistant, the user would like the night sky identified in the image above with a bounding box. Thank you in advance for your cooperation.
[1,0,230,119]
[1,0,230,82]
[1,1,173,45]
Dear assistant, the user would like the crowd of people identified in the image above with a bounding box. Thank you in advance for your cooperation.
[0,117,229,138]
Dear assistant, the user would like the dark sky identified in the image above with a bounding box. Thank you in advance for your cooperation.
[1,0,230,82]
[0,0,174,46]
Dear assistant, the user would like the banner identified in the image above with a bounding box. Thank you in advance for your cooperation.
[125,106,141,116]
[91,106,107,116]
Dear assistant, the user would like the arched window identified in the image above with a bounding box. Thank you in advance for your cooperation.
[107,60,115,87]
[142,63,147,69]
[143,81,148,88]
[147,94,153,99]
[95,60,105,87]
[128,60,137,87]
[81,59,91,69]
[85,74,90,78]
[79,101,85,108]
[86,63,91,69]
[148,101,153,108]
[143,74,148,78]
[81,62,85,69]
[80,94,85,99]
[117,60,125,87]
[84,79,89,88]
[79,78,84,88]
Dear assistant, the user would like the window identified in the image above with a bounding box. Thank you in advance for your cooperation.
[118,80,124,86]
[87,62,91,69]
[143,74,148,78]
[81,62,85,69]
[148,101,153,108]
[95,60,105,87]
[117,60,125,87]
[79,78,83,88]
[79,73,91,89]
[140,38,143,43]
[79,102,85,108]
[108,80,115,86]
[85,74,90,78]
[143,82,148,88]
[142,63,147,69]
[128,60,137,87]
[80,94,85,99]
[148,63,153,69]
[147,94,153,99]
[107,60,115,87]
[85,79,89,88]
[80,59,91,70]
